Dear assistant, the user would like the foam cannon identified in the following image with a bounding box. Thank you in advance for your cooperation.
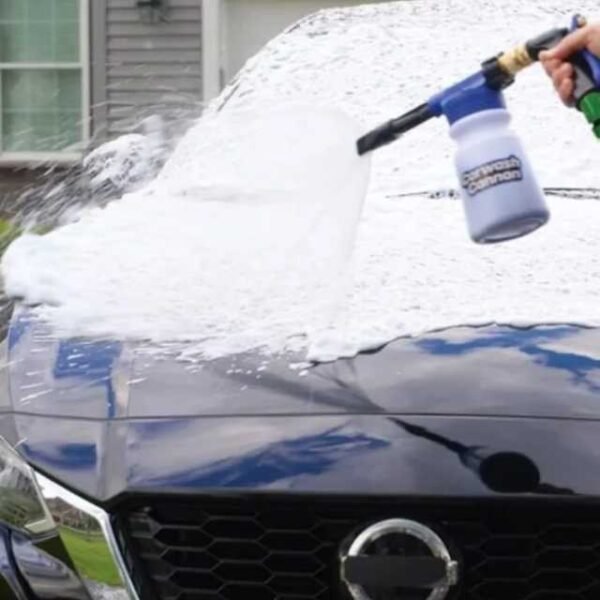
[357,15,600,244]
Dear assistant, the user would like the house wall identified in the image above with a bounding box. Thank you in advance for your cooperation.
[92,0,204,141]
[202,0,388,103]
[221,0,381,85]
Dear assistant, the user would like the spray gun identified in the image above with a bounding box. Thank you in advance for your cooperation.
[357,15,600,244]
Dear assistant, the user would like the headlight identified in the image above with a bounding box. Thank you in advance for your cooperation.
[0,436,138,599]
[0,436,54,536]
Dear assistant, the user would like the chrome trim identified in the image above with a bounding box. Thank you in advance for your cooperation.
[35,472,139,600]
[342,518,458,600]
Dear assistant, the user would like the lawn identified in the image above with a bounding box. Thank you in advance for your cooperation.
[0,219,21,255]
[59,526,122,587]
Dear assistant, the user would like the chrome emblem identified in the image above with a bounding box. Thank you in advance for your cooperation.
[341,519,459,600]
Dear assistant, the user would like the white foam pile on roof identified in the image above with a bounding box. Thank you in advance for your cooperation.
[4,0,600,363]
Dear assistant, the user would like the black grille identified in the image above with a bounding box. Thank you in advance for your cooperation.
[115,496,600,600]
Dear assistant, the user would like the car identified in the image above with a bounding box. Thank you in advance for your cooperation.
[2,306,600,600]
[1,2,600,600]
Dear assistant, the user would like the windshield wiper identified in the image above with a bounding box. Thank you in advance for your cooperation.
[544,187,600,199]
[385,188,600,200]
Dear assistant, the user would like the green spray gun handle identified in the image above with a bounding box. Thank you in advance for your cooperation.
[578,92,600,138]
[569,15,600,139]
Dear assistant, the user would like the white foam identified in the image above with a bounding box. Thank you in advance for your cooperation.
[82,115,169,194]
[3,106,371,359]
[4,0,600,362]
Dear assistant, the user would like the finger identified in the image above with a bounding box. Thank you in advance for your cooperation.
[540,57,562,77]
[552,62,574,89]
[559,62,574,79]
[558,77,575,105]
[539,50,552,61]
[545,27,590,61]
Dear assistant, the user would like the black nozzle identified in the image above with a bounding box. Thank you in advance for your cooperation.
[357,103,434,155]
[525,27,569,60]
[481,55,515,90]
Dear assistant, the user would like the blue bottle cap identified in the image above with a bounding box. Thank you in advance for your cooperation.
[428,72,506,125]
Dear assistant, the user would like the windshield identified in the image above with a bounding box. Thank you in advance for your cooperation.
[2,0,600,365]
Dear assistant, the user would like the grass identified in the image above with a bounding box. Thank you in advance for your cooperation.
[0,219,22,255]
[59,526,122,587]
[0,217,53,255]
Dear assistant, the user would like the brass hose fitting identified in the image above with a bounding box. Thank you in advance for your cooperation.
[497,45,535,76]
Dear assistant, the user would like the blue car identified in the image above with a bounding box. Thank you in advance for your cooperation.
[0,302,598,600]
[2,6,600,600]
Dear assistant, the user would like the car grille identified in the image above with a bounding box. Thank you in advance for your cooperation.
[115,496,600,600]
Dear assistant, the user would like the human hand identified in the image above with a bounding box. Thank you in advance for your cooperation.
[540,23,600,106]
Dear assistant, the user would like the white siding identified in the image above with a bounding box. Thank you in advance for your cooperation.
[94,0,203,139]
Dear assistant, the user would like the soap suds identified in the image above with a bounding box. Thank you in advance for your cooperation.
[4,0,600,362]
[3,107,371,359]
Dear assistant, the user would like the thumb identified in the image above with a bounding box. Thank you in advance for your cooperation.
[544,27,590,60]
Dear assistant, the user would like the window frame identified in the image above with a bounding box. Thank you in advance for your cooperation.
[0,0,90,165]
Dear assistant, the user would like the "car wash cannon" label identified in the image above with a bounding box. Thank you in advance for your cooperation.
[461,155,523,197]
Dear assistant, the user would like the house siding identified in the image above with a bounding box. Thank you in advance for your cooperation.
[93,0,203,141]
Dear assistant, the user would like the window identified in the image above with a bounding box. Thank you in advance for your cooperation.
[0,0,89,162]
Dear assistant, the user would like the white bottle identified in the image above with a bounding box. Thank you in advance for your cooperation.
[449,108,549,244]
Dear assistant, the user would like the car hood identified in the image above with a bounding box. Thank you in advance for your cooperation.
[4,306,600,421]
[3,307,600,501]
